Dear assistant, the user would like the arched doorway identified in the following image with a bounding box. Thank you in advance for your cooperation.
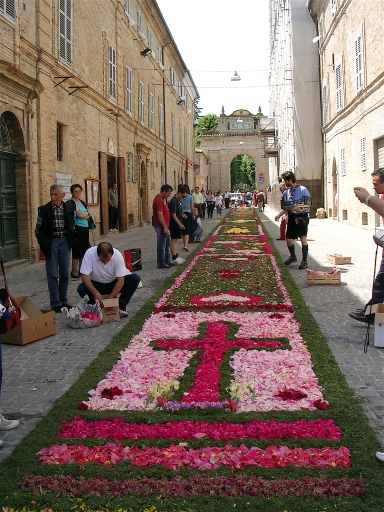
[230,154,256,191]
[0,114,20,261]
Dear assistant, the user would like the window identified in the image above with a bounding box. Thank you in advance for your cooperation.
[124,0,130,15]
[137,9,145,39]
[108,44,116,99]
[159,103,164,139]
[157,46,164,68]
[139,81,145,124]
[0,0,16,22]
[377,137,384,168]
[340,147,346,176]
[355,33,365,93]
[147,28,152,49]
[179,125,183,153]
[126,66,132,115]
[85,179,100,206]
[170,67,176,87]
[327,157,331,183]
[59,0,72,66]
[132,154,138,182]
[126,152,132,182]
[335,63,343,111]
[172,118,176,148]
[56,123,64,161]
[331,0,337,16]
[149,92,154,132]
[360,137,366,171]
[184,131,188,157]
[319,18,324,41]
[322,84,328,124]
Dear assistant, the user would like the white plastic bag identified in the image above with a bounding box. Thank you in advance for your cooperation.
[62,296,102,329]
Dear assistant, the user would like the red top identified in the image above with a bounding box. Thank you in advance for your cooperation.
[152,194,170,227]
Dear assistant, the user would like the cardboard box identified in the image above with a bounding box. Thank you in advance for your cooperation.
[327,254,352,265]
[101,296,120,323]
[307,271,341,285]
[373,303,384,348]
[1,296,56,345]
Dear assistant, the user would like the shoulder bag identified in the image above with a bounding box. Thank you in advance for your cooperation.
[0,260,21,334]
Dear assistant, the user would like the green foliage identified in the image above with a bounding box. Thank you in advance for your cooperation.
[195,113,218,145]
[231,154,256,190]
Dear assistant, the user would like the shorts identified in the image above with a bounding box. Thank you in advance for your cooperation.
[169,220,182,239]
[286,213,309,239]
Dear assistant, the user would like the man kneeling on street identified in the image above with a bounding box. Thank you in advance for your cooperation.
[77,242,140,317]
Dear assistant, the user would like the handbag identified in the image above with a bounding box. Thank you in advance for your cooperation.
[88,216,96,230]
[0,261,22,334]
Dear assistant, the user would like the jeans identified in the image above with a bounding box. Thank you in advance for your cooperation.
[366,253,384,307]
[77,274,141,310]
[46,236,71,309]
[191,226,203,242]
[109,206,119,230]
[154,226,171,267]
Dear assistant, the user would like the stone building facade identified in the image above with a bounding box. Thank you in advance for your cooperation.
[268,0,323,213]
[309,0,384,229]
[0,0,198,262]
[198,109,270,195]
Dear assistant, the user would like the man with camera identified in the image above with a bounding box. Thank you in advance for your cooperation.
[351,168,384,325]
[274,171,311,270]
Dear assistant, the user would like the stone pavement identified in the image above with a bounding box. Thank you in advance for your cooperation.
[0,207,383,463]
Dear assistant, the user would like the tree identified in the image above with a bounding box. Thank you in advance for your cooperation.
[230,155,256,190]
[195,113,218,145]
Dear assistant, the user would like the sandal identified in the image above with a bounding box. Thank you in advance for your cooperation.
[182,246,189,251]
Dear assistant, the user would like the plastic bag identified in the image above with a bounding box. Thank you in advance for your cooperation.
[62,296,102,329]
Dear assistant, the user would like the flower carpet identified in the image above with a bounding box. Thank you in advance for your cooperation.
[1,207,383,512]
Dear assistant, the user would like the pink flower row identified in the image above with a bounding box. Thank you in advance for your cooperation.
[58,416,342,440]
[38,443,351,470]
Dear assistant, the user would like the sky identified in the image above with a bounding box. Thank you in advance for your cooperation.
[156,0,271,117]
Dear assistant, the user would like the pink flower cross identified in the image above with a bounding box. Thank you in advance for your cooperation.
[155,321,283,403]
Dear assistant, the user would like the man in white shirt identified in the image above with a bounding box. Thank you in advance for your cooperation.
[77,242,140,316]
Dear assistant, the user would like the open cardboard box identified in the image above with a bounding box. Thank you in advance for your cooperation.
[1,296,56,345]
[101,295,120,323]
[371,303,384,348]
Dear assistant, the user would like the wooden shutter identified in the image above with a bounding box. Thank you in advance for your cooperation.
[59,0,72,65]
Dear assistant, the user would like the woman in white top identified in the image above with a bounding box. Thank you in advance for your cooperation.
[215,192,224,219]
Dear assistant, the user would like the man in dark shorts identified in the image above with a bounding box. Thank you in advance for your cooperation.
[169,186,188,264]
[274,171,311,269]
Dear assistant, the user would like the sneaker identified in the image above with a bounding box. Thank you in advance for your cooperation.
[182,246,189,251]
[348,311,374,324]
[109,229,114,233]
[119,309,129,318]
[376,452,384,462]
[284,256,297,265]
[298,260,308,270]
[0,413,20,431]
[173,257,184,264]
[52,306,63,313]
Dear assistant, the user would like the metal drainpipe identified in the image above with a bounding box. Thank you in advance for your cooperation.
[162,40,172,183]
